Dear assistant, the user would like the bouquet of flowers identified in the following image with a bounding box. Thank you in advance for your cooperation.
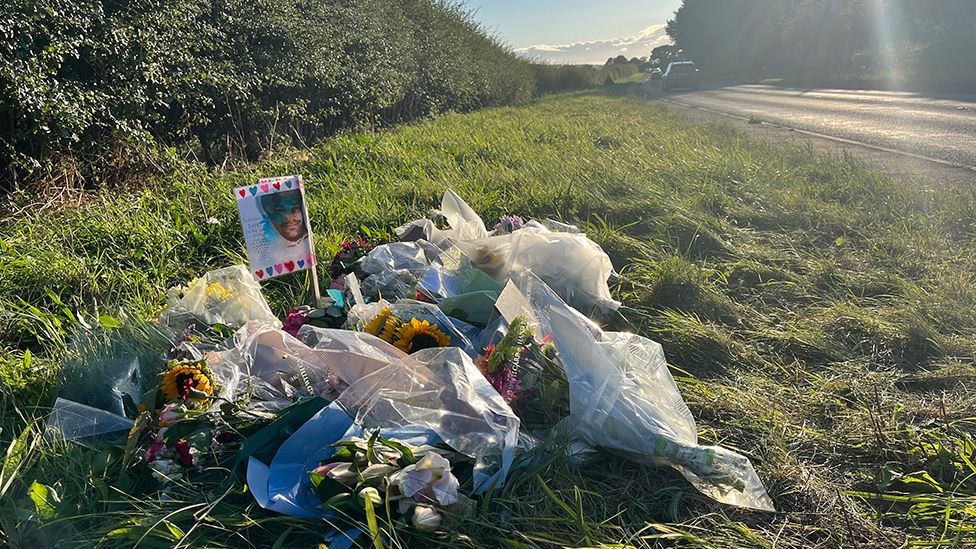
[141,357,239,484]
[476,315,570,431]
[359,305,458,354]
[309,431,473,532]
[329,236,386,286]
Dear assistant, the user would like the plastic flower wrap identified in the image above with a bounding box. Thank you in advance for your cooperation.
[352,299,477,356]
[329,236,385,281]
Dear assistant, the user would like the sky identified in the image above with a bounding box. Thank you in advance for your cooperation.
[459,0,681,64]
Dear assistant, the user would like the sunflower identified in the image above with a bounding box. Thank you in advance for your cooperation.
[378,315,400,343]
[393,319,451,353]
[162,360,214,402]
[363,307,403,344]
[364,307,392,336]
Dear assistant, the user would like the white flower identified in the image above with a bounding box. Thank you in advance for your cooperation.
[361,463,396,480]
[358,487,382,506]
[149,459,182,483]
[390,452,459,506]
[411,505,443,531]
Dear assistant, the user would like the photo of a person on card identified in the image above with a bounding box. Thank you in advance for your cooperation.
[260,190,309,245]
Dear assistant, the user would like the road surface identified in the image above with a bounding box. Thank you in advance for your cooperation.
[653,85,976,173]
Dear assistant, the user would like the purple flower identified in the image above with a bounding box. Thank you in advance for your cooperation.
[485,363,522,405]
[493,215,525,234]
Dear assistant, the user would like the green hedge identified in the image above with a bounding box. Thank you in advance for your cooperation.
[0,0,544,189]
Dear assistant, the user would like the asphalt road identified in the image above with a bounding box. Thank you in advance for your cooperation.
[655,85,976,170]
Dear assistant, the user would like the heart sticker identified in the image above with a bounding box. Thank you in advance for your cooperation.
[273,182,281,190]
[260,183,270,193]
[267,266,274,276]
[249,186,258,196]
[285,260,295,272]
[284,180,293,189]
[255,270,264,279]
[297,259,305,268]
[274,263,283,274]
[238,189,246,198]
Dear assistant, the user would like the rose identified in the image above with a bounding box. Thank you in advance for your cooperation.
[144,441,165,462]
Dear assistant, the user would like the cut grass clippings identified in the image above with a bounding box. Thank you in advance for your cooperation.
[2,91,976,547]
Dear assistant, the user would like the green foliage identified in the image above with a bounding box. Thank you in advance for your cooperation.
[0,0,539,190]
[531,65,601,95]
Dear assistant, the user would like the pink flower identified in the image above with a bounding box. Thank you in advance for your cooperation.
[158,403,187,426]
[144,440,165,462]
[485,364,522,406]
[283,307,311,337]
[311,462,357,486]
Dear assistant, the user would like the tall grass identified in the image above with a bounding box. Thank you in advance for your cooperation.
[1,92,975,547]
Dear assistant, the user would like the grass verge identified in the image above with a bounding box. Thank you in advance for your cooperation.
[2,91,975,547]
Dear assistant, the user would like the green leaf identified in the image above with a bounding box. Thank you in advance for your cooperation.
[363,488,384,549]
[378,437,415,465]
[1,424,37,500]
[331,447,356,461]
[313,475,351,503]
[29,480,59,520]
[163,520,185,540]
[891,471,945,494]
[366,430,380,465]
[321,492,353,511]
[98,315,123,329]
[160,418,210,444]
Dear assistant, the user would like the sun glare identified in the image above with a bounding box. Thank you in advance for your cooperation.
[868,0,903,87]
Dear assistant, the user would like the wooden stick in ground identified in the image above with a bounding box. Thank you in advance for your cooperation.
[309,265,323,308]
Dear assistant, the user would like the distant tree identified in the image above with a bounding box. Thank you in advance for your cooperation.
[667,0,787,77]
[649,45,682,68]
[665,0,976,82]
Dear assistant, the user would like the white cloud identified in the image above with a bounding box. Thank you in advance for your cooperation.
[515,24,671,65]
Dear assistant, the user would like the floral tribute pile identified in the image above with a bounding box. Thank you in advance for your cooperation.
[45,190,774,548]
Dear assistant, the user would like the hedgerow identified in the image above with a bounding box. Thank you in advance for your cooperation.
[0,0,542,190]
